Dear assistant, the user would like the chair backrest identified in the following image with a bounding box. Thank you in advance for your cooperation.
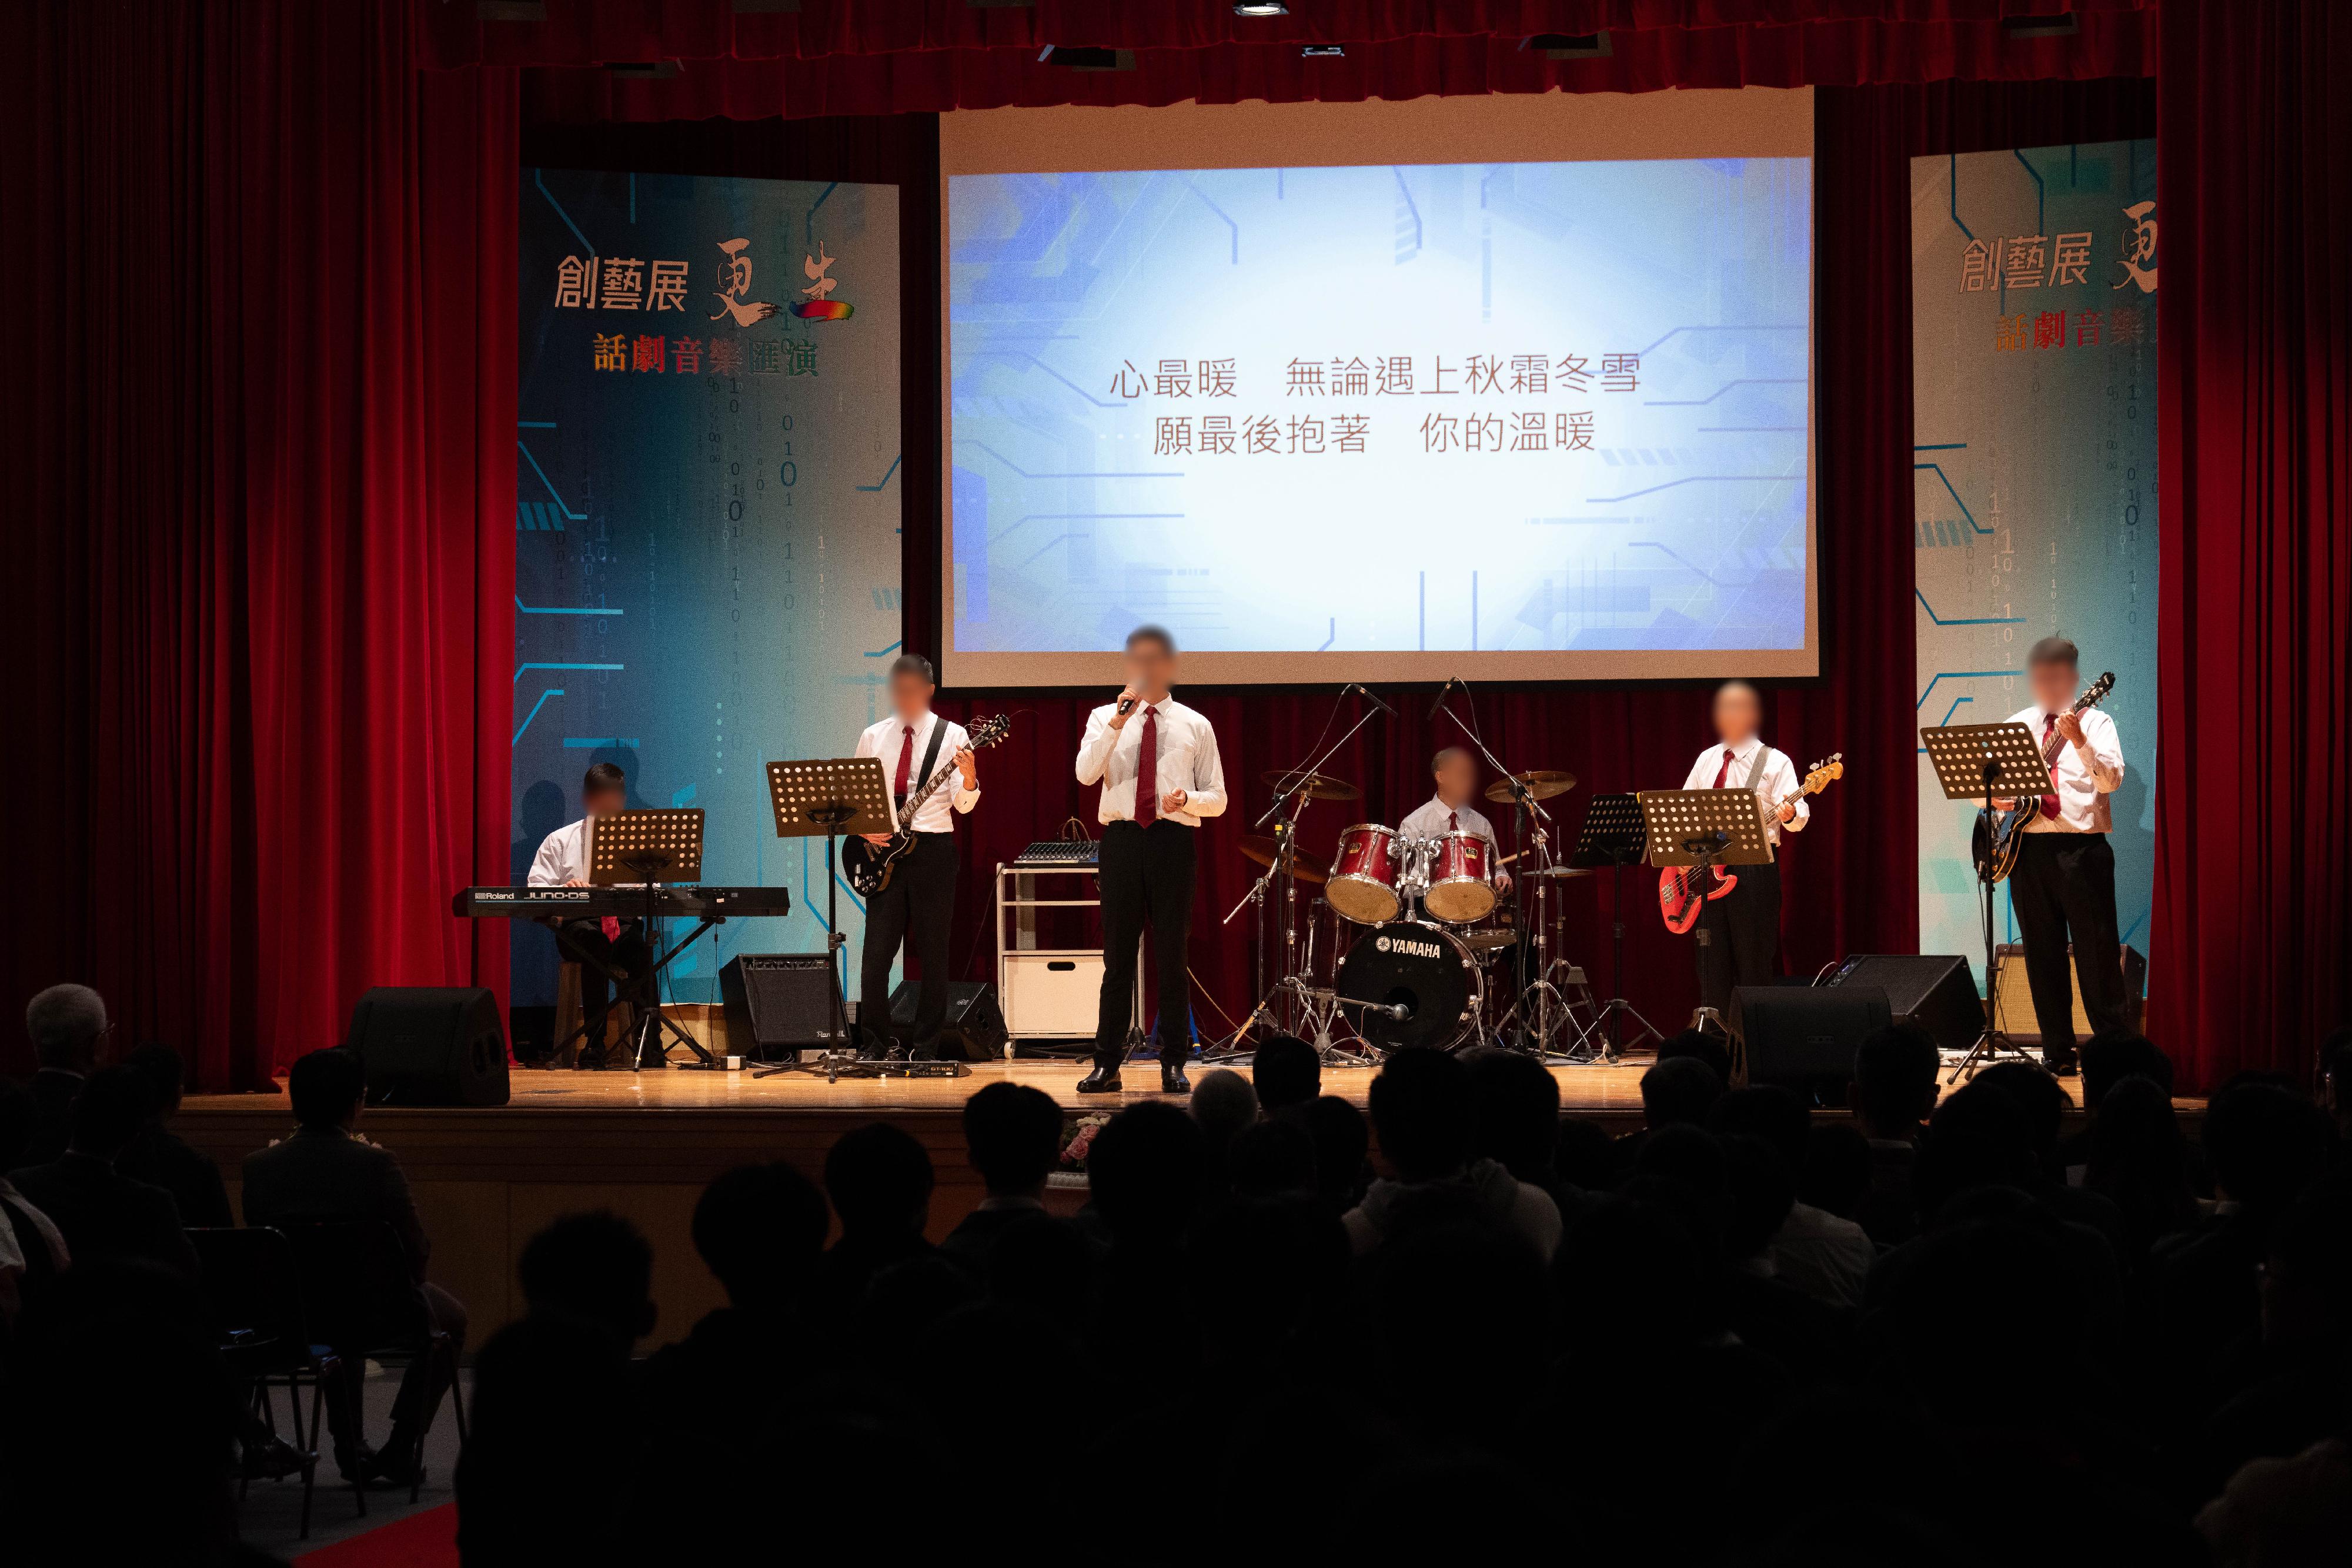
[277,1219,430,1353]
[188,1225,310,1353]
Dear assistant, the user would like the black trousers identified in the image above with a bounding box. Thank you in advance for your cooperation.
[555,917,650,1060]
[1696,858,1782,1019]
[2007,831,2132,1063]
[1095,819,1197,1064]
[859,833,958,1056]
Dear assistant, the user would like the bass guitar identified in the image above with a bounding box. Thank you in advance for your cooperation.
[1971,671,2114,884]
[1658,753,1844,934]
[842,713,1012,895]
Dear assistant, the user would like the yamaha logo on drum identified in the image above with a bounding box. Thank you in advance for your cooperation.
[1375,933,1444,960]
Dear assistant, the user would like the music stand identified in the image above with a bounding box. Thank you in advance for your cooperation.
[1563,794,1660,1062]
[585,809,716,1071]
[1920,721,2051,1080]
[1639,788,1776,1042]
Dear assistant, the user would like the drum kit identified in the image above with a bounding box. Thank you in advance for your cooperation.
[1214,763,1612,1066]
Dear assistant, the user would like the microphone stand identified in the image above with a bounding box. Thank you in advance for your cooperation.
[1435,683,1558,1058]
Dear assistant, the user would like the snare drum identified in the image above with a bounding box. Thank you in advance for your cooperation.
[1422,830,1497,924]
[1327,823,1403,925]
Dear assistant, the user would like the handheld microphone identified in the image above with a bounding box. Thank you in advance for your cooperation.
[1427,676,1458,720]
[1116,695,1137,718]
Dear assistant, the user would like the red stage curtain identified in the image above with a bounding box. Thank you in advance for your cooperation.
[2,2,517,1088]
[2152,0,2352,1091]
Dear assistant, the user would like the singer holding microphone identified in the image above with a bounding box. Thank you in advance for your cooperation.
[1074,625,1227,1094]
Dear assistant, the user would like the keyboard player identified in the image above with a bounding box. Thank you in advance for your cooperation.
[527,761,652,1068]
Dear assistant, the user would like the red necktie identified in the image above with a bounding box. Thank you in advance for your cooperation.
[1712,747,1735,788]
[2039,715,2062,822]
[1135,707,1160,824]
[894,724,915,801]
[1448,810,1459,831]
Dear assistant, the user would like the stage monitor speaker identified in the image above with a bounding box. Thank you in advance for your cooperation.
[1989,942,2147,1043]
[345,986,510,1107]
[886,980,1008,1062]
[720,954,849,1058]
[1822,954,1982,1054]
[1732,985,1890,1099]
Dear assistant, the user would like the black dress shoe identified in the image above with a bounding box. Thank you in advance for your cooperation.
[1160,1058,1191,1095]
[1076,1061,1123,1093]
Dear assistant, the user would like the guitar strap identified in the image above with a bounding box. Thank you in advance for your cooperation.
[1737,744,1776,794]
[903,719,949,815]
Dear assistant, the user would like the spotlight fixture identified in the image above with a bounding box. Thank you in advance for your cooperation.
[1301,45,1345,58]
[1234,2,1291,15]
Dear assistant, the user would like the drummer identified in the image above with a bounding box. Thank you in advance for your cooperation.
[1398,747,1512,894]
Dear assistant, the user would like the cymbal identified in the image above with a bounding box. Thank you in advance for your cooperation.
[1238,834,1328,884]
[1263,769,1361,802]
[1483,769,1578,804]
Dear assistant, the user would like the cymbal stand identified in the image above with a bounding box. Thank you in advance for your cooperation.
[1435,681,1556,1058]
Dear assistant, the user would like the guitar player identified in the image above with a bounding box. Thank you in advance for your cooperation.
[1995,636,2130,1074]
[853,653,981,1059]
[1679,680,1808,1023]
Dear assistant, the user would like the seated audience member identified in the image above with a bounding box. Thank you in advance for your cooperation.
[2059,1033,2177,1174]
[459,1212,656,1567]
[1225,1115,1320,1201]
[17,982,109,1168]
[1081,1101,1208,1359]
[1849,1022,1941,1245]
[1656,1027,1732,1085]
[1799,1121,1873,1222]
[810,1121,935,1326]
[1464,1045,1566,1195]
[1344,1048,1561,1261]
[1251,1034,1321,1116]
[242,1047,466,1483]
[114,1042,232,1229]
[2196,1436,2352,1568]
[1305,1094,1372,1216]
[1972,1061,2127,1251]
[9,1064,195,1279]
[1190,1066,1260,1192]
[1611,1054,1726,1181]
[0,1078,69,1328]
[939,1082,1069,1275]
[1710,1085,1876,1308]
[2082,1074,2202,1272]
[2195,1183,2352,1499]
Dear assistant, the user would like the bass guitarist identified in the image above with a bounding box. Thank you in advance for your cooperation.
[1679,680,1808,1021]
[1994,637,2129,1074]
[854,653,980,1059]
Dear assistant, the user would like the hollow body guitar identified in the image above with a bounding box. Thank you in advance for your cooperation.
[841,714,1011,896]
[1657,754,1845,934]
[1971,672,2114,884]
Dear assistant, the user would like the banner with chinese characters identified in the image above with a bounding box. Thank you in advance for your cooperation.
[1911,141,2159,993]
[513,169,901,1012]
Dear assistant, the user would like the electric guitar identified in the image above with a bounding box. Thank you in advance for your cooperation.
[1658,753,1844,934]
[1971,671,2114,884]
[841,714,1012,895]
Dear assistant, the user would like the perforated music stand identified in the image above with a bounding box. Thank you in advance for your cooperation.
[1920,720,2052,1080]
[755,757,928,1079]
[1563,794,1659,1061]
[584,809,714,1070]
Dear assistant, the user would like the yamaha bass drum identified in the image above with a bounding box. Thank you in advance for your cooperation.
[1334,920,1484,1053]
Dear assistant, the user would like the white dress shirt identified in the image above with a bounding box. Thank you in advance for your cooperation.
[1075,695,1228,828]
[1399,794,1499,848]
[1679,735,1810,847]
[2005,702,2124,834]
[529,818,593,886]
[854,711,981,833]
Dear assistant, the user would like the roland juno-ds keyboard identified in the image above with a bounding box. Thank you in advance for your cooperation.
[452,886,793,920]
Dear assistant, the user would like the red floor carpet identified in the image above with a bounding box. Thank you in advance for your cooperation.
[292,1502,456,1567]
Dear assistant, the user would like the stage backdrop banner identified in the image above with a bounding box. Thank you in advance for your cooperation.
[1910,140,2158,998]
[516,169,901,1009]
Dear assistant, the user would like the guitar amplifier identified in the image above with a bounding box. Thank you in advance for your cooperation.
[1990,942,2146,1042]
[719,954,850,1058]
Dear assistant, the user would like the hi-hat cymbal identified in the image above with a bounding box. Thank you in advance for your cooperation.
[1482,769,1578,804]
[1238,834,1328,884]
[1262,769,1361,802]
